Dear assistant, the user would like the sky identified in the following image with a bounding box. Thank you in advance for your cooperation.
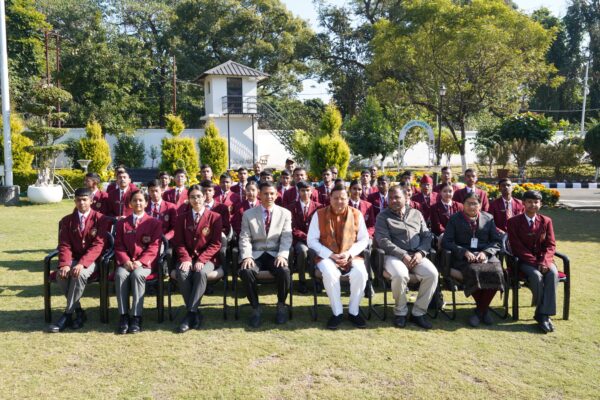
[281,0,570,102]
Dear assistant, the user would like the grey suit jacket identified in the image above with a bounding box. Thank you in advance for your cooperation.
[442,211,502,262]
[239,205,293,260]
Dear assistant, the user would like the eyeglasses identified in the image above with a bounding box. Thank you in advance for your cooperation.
[189,195,203,200]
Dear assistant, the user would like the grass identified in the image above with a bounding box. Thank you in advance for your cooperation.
[1,201,599,399]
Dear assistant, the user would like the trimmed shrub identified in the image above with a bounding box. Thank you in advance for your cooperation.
[165,114,185,137]
[309,104,350,178]
[199,120,227,177]
[77,119,112,173]
[160,137,199,177]
[0,114,34,171]
[114,134,145,168]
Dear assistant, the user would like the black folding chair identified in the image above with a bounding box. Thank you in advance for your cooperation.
[370,247,441,321]
[232,247,294,320]
[306,248,374,321]
[502,236,570,320]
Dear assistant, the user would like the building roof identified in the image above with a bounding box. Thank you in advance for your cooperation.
[195,60,270,82]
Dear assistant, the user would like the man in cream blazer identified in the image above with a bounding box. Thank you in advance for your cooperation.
[239,181,293,327]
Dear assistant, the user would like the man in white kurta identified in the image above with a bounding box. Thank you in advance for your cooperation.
[307,185,369,330]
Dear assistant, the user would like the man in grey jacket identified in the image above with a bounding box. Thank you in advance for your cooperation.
[239,181,293,327]
[375,186,439,329]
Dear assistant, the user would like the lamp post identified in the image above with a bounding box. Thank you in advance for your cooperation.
[437,84,446,166]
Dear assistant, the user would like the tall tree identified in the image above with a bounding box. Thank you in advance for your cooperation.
[370,0,557,171]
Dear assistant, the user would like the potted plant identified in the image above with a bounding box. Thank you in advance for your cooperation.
[24,83,72,203]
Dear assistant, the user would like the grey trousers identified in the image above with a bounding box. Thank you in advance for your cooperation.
[519,263,558,316]
[56,261,96,314]
[115,266,151,316]
[294,242,308,283]
[176,262,215,312]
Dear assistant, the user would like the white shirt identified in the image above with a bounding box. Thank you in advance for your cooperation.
[261,205,274,224]
[307,209,369,260]
[205,201,215,210]
[525,214,536,226]
[132,212,145,226]
[192,207,205,221]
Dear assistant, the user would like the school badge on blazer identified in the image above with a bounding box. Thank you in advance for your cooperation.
[202,227,211,237]
[142,235,151,244]
[90,228,97,237]
[164,214,170,222]
[94,203,101,209]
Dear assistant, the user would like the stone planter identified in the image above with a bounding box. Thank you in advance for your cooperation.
[27,184,64,203]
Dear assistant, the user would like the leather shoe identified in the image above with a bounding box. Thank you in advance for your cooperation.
[535,314,551,334]
[275,303,288,324]
[410,314,432,329]
[191,312,202,329]
[71,308,87,330]
[297,281,308,294]
[481,311,494,326]
[326,314,344,330]
[47,313,72,333]
[248,308,261,328]
[547,317,555,332]
[117,314,129,335]
[177,313,193,333]
[128,316,142,334]
[393,315,407,328]
[468,313,481,327]
[348,313,366,329]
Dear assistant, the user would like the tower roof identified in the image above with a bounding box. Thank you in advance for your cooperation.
[195,60,270,82]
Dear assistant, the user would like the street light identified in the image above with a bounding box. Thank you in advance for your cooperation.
[437,84,447,166]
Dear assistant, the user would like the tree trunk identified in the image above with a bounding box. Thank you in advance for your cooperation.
[459,122,468,173]
[595,167,599,181]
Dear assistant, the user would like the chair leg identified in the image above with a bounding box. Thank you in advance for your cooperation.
[450,286,457,320]
[512,281,520,321]
[563,278,570,320]
[157,278,164,323]
[311,278,318,321]
[223,277,228,320]
[167,280,174,322]
[43,261,52,323]
[289,277,293,320]
[234,273,239,320]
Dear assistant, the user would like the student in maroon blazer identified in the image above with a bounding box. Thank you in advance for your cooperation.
[200,180,231,237]
[317,168,335,206]
[162,168,188,210]
[400,170,421,194]
[489,178,525,234]
[47,188,107,333]
[359,169,378,200]
[277,169,293,203]
[105,170,135,219]
[173,185,223,333]
[349,179,376,238]
[158,170,171,192]
[507,190,558,334]
[84,172,107,214]
[216,173,241,222]
[411,174,439,225]
[145,179,177,241]
[430,183,464,237]
[232,181,260,236]
[282,167,319,207]
[367,175,391,218]
[288,181,322,293]
[231,167,249,198]
[452,168,490,212]
[433,166,462,193]
[114,190,163,334]
[400,183,423,212]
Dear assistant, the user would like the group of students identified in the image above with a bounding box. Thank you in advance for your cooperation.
[46,162,559,335]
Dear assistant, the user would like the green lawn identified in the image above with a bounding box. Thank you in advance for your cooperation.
[1,201,599,399]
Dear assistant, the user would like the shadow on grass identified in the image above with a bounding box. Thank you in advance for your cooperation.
[2,249,55,254]
[544,209,600,243]
[0,259,49,272]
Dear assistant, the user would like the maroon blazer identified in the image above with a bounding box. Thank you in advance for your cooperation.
[433,182,461,194]
[114,214,162,269]
[231,183,246,199]
[360,184,378,201]
[162,187,188,208]
[90,190,107,214]
[276,185,292,207]
[145,200,177,241]
[231,200,259,236]
[288,200,322,244]
[367,191,388,218]
[411,191,439,223]
[106,182,137,194]
[205,202,231,236]
[316,184,335,206]
[173,209,222,265]
[489,197,525,233]
[282,186,319,208]
[507,213,556,267]
[452,187,490,212]
[58,209,106,268]
[215,190,241,223]
[349,199,376,237]
[430,201,464,236]
[105,187,134,218]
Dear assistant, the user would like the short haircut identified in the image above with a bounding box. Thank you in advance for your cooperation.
[330,183,347,196]
[115,166,127,174]
[147,179,161,189]
[129,189,148,203]
[200,164,212,171]
[237,167,248,173]
[388,185,405,197]
[220,173,232,181]
[401,170,413,177]
[464,192,481,203]
[200,180,216,189]
[498,178,511,185]
[74,188,92,198]
[322,168,332,174]
[293,167,305,174]
[158,171,170,178]
[188,184,203,196]
[280,169,291,177]
[296,180,311,190]
[465,168,477,175]
[349,179,361,188]
[173,168,187,176]
[260,169,273,177]
[245,181,259,189]
[437,182,454,191]
[377,175,390,183]
[523,190,543,201]
[259,181,275,191]
[441,166,451,172]
[334,178,344,186]
[84,172,100,183]
[361,169,371,176]
[117,170,129,177]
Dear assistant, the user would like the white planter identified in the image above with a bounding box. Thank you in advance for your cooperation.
[27,185,64,203]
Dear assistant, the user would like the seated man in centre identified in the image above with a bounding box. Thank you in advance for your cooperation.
[307,184,370,330]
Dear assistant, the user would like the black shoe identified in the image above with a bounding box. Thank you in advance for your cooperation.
[191,312,202,329]
[547,317,555,332]
[177,313,193,333]
[410,314,432,330]
[117,314,129,335]
[248,309,261,328]
[468,313,481,327]
[297,281,308,294]
[47,313,72,333]
[535,314,551,334]
[348,313,366,329]
[393,315,407,328]
[326,314,344,330]
[481,311,494,326]
[315,281,324,294]
[275,303,288,324]
[71,308,87,330]
[128,316,142,334]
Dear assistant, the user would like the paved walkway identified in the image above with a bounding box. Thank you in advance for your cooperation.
[557,188,600,210]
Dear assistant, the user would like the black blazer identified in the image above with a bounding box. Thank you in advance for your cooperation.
[442,211,502,262]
